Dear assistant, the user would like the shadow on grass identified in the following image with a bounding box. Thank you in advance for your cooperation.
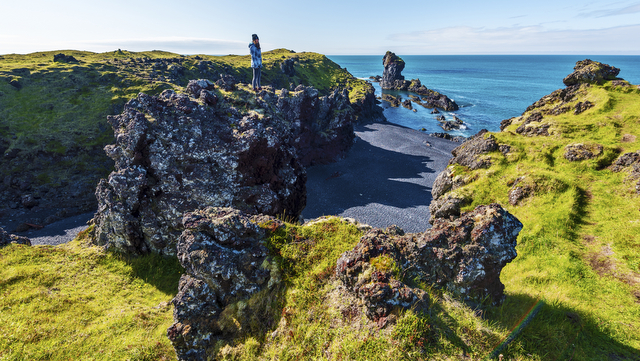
[484,293,640,360]
[120,252,184,297]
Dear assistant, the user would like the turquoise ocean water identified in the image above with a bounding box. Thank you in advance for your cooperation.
[328,55,640,137]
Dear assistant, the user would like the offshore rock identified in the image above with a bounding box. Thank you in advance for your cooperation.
[168,207,283,360]
[380,51,406,89]
[563,59,620,86]
[336,203,522,316]
[380,51,458,111]
[0,227,31,247]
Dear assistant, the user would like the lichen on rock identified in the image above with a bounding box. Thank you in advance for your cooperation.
[563,59,620,86]
[168,207,285,360]
[91,78,363,256]
[336,203,522,316]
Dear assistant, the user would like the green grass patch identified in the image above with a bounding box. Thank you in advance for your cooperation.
[443,80,640,359]
[0,231,183,360]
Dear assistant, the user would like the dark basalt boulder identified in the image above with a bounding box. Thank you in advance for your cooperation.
[508,176,533,206]
[0,227,31,247]
[428,130,500,223]
[168,207,283,361]
[610,151,640,193]
[91,79,358,256]
[168,204,522,359]
[9,79,21,89]
[515,112,550,136]
[564,143,603,162]
[53,53,79,63]
[336,203,522,313]
[563,59,620,86]
[448,129,498,170]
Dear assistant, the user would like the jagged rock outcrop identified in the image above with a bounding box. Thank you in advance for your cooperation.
[335,226,431,321]
[563,59,620,86]
[429,130,499,223]
[448,129,498,170]
[336,203,522,319]
[349,82,386,123]
[610,151,640,193]
[168,204,521,359]
[501,59,623,136]
[564,143,603,162]
[380,52,458,111]
[508,177,533,206]
[0,227,30,247]
[91,79,359,255]
[168,207,282,360]
[53,53,79,63]
[275,85,356,166]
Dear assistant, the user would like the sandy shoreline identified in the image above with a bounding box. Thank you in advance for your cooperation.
[301,120,457,233]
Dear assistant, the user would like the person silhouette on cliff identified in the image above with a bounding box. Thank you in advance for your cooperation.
[249,34,262,91]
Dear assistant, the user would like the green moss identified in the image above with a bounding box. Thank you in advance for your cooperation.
[370,254,401,280]
[0,237,183,360]
[437,80,640,359]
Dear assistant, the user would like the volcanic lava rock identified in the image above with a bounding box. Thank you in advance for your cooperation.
[380,51,458,111]
[563,59,620,86]
[91,79,361,255]
[428,130,500,223]
[168,207,283,360]
[0,227,31,247]
[336,203,522,314]
[380,51,406,89]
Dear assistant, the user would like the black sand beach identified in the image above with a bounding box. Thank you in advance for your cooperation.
[301,120,457,233]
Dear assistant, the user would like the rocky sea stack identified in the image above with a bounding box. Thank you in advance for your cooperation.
[380,51,459,111]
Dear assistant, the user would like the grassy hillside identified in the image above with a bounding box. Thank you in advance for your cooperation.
[1,55,639,360]
[445,79,640,359]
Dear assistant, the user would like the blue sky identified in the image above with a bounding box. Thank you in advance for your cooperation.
[1,0,639,55]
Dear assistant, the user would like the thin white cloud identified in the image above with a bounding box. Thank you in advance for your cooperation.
[83,37,248,55]
[0,37,249,55]
[579,2,640,17]
[387,24,640,54]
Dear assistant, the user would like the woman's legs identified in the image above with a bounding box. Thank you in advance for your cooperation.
[252,67,262,90]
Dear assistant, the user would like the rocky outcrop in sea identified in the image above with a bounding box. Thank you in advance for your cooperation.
[379,51,459,111]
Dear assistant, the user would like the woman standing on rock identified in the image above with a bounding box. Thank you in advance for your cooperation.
[249,34,262,91]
